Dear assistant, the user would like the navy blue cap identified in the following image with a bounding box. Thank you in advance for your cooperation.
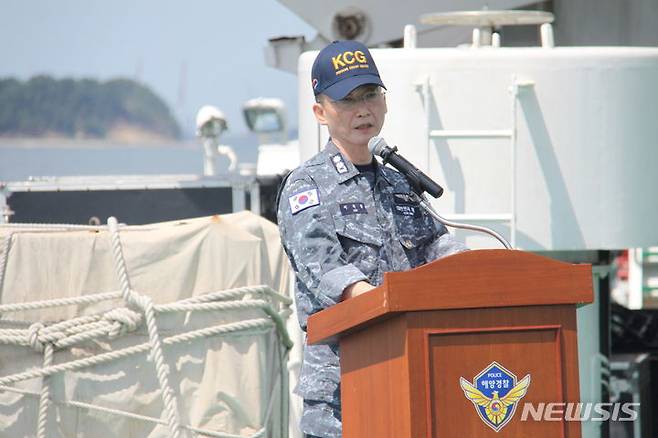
[311,40,386,100]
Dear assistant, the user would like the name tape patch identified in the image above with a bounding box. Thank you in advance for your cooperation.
[289,189,319,214]
[393,192,420,217]
[393,204,418,217]
[340,202,367,216]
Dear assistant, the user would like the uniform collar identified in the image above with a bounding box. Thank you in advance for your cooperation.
[310,140,395,186]
[376,160,395,185]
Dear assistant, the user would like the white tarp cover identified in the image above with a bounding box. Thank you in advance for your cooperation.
[0,212,291,438]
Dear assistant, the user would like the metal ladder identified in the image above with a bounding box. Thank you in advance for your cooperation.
[416,75,534,248]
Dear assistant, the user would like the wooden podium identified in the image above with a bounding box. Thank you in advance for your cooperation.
[307,250,593,438]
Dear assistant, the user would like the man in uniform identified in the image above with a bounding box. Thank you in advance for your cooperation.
[277,40,467,437]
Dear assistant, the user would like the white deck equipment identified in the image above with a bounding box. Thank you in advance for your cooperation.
[297,20,658,252]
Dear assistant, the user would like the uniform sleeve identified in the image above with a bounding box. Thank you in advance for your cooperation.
[277,175,367,309]
[423,221,469,262]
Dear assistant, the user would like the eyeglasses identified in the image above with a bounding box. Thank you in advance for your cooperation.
[328,89,386,110]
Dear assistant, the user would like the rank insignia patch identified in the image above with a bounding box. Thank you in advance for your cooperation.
[288,189,319,214]
[393,192,416,205]
[459,362,531,432]
[331,154,349,174]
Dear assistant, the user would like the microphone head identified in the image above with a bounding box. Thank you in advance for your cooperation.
[367,136,388,156]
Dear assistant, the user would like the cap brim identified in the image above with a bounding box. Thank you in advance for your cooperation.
[322,74,386,100]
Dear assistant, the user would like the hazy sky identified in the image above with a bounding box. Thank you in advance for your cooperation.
[0,1,315,137]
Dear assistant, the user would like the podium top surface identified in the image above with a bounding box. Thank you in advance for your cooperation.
[307,249,593,344]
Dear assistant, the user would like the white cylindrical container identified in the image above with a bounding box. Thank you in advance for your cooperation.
[298,46,658,251]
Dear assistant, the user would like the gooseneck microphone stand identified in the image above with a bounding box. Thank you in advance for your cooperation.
[368,135,513,249]
[412,192,513,250]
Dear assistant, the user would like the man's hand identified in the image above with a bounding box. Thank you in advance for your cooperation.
[341,281,376,301]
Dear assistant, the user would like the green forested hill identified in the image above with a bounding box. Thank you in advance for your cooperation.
[0,76,180,139]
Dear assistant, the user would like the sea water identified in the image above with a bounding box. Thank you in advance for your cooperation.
[0,137,259,181]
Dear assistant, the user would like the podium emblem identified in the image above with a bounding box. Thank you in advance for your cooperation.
[459,361,531,432]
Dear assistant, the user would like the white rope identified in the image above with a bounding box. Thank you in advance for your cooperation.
[0,286,291,315]
[0,290,123,314]
[106,218,134,306]
[0,232,13,294]
[42,313,102,333]
[278,347,290,438]
[0,308,288,437]
[0,303,292,353]
[28,322,50,352]
[37,343,53,438]
[174,285,292,306]
[0,308,143,351]
[0,285,293,349]
[155,298,270,313]
[107,216,182,438]
[155,298,294,349]
[0,318,288,438]
[0,318,273,387]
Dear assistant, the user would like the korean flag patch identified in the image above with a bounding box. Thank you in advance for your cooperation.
[288,189,320,214]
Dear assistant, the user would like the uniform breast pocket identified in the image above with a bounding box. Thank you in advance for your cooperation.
[333,214,382,270]
[393,200,437,251]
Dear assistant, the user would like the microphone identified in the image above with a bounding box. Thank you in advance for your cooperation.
[368,136,444,198]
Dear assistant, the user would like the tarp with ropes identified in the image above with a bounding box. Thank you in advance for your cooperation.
[0,212,293,438]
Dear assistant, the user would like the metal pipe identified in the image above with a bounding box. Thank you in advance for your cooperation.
[217,145,238,172]
[508,78,534,248]
[510,76,518,248]
[203,138,217,177]
[403,24,417,49]
[442,213,512,222]
[429,129,512,139]
[492,32,501,48]
[472,28,481,48]
[540,23,555,48]
[422,76,431,167]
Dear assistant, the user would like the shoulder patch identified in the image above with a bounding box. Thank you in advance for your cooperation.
[288,189,320,214]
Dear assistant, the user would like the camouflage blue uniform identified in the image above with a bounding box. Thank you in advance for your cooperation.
[277,140,466,437]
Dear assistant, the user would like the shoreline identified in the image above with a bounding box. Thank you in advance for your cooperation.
[0,137,199,150]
